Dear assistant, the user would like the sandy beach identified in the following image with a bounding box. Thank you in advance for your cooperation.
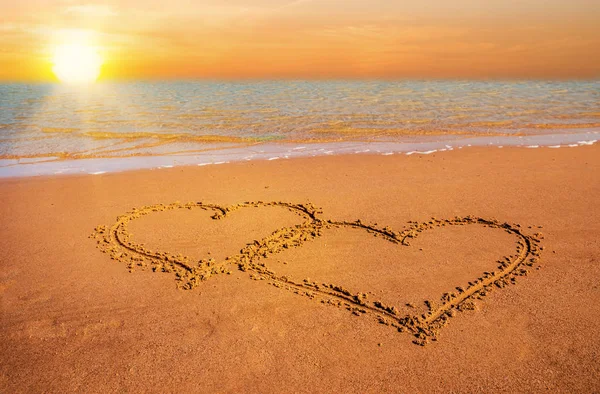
[1,145,599,393]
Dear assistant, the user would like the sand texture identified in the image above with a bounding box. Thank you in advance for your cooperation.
[1,146,599,392]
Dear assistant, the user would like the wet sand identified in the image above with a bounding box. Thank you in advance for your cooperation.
[1,145,599,392]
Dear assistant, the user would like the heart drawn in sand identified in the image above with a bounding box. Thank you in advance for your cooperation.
[91,201,544,345]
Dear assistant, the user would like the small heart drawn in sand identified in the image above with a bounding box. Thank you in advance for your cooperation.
[92,201,543,345]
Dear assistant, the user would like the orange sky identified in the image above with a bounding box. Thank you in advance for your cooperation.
[1,0,599,81]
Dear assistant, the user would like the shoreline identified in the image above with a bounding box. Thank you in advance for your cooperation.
[0,131,598,179]
[1,144,599,392]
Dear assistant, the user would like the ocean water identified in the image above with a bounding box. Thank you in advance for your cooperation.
[0,80,598,177]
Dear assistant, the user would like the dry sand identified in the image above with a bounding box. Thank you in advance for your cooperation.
[1,145,599,393]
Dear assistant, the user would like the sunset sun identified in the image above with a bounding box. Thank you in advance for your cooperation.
[52,42,102,84]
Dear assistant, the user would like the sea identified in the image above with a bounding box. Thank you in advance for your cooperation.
[0,80,598,177]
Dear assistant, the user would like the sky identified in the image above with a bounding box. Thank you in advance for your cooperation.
[1,0,599,81]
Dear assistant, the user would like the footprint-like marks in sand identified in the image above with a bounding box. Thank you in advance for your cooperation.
[91,201,544,345]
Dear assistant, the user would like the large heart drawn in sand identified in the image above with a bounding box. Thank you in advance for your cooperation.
[92,201,544,345]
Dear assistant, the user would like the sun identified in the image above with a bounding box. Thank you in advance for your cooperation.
[52,42,103,84]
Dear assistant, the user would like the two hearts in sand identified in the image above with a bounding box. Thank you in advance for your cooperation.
[92,201,543,345]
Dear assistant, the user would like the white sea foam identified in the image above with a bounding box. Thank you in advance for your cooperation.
[268,157,279,161]
[548,145,561,149]
[526,145,539,148]
[381,152,394,156]
[90,171,106,175]
[406,150,437,156]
